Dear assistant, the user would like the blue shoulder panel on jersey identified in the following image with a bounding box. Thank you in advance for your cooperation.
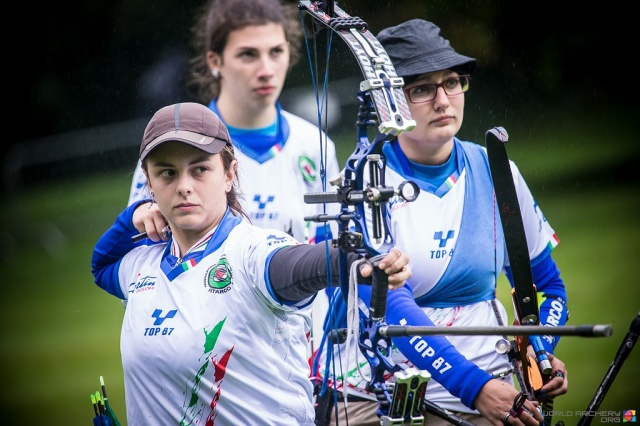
[413,140,502,307]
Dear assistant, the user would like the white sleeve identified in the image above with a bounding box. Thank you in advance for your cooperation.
[241,227,306,309]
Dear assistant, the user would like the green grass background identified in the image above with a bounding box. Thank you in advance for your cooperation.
[1,107,638,425]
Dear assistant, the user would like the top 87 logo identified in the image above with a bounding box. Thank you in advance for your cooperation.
[144,308,177,336]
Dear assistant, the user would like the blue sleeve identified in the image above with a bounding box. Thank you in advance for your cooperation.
[505,248,569,353]
[91,199,153,299]
[358,285,493,410]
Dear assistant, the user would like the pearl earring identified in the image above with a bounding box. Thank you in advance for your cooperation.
[211,69,219,78]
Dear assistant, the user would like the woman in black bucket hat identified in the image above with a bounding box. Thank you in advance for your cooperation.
[315,19,569,426]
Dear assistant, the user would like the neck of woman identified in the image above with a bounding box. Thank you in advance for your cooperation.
[216,94,277,129]
[398,136,454,166]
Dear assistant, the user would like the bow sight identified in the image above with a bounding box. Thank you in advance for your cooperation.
[304,165,419,252]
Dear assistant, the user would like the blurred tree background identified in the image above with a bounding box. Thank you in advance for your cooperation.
[8,0,636,173]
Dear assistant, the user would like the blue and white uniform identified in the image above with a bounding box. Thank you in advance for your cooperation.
[92,203,316,425]
[317,138,568,413]
[128,102,340,244]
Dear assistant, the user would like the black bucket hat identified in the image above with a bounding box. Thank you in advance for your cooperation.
[377,19,477,84]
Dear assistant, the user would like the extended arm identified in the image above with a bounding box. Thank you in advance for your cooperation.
[361,285,492,408]
[269,244,409,303]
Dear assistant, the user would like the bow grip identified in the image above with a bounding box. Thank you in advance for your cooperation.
[368,253,389,322]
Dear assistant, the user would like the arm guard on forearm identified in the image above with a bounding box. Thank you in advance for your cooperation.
[269,244,363,303]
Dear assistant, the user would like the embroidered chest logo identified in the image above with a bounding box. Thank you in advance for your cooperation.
[297,155,317,183]
[205,255,233,294]
[129,274,157,294]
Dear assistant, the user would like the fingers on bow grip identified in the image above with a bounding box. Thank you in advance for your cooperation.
[356,254,388,283]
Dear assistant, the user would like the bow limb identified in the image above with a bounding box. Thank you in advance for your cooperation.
[299,0,416,317]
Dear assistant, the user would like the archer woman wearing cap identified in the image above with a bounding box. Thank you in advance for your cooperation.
[315,19,569,425]
[91,102,411,425]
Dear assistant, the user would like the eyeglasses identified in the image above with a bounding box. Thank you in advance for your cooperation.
[403,75,471,104]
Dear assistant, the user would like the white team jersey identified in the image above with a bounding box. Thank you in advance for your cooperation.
[319,140,559,413]
[117,218,315,425]
[128,110,340,245]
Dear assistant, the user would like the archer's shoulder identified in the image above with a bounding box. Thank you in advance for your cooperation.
[124,242,166,267]
[230,219,300,241]
[280,109,311,125]
[229,220,301,254]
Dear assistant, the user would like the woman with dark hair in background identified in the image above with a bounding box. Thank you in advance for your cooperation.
[128,0,340,246]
